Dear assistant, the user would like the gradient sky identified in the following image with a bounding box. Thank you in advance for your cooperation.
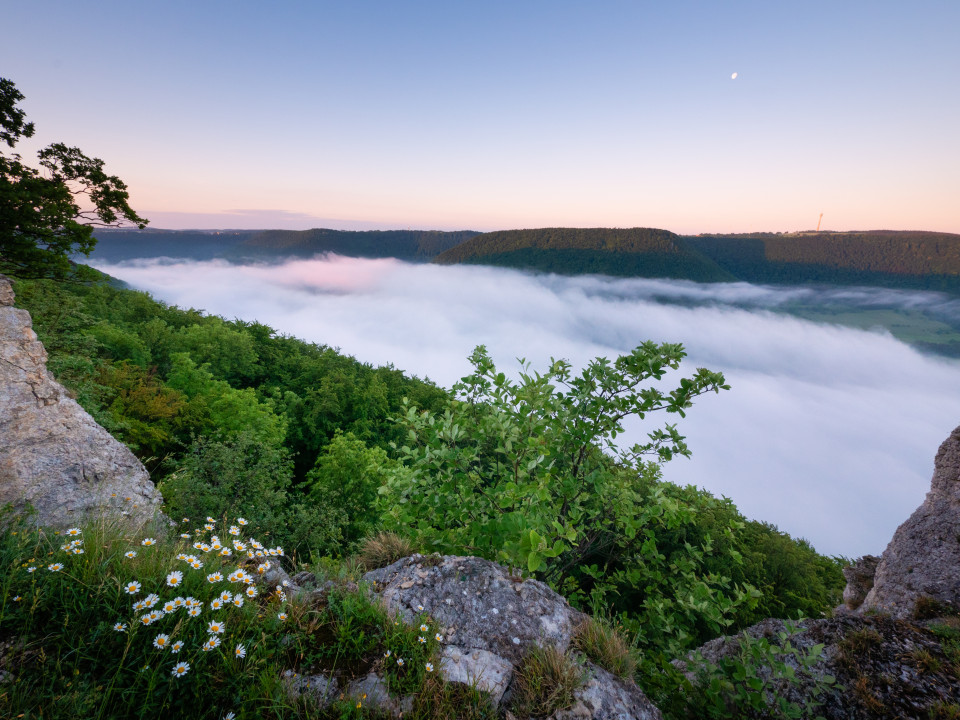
[4,1,959,232]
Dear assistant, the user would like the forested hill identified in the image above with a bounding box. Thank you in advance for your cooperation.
[433,227,737,282]
[685,230,960,292]
[90,228,480,263]
[434,227,960,293]
[234,228,481,261]
[88,229,257,262]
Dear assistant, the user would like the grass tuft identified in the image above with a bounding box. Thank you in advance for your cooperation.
[356,532,415,571]
[572,615,637,679]
[509,644,585,717]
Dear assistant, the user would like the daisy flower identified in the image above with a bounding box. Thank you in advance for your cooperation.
[190,560,203,569]
[192,541,204,550]
[176,553,187,561]
[163,601,177,613]
[206,516,216,523]
[185,596,200,606]
[207,572,223,583]
[113,622,127,632]
[48,563,63,572]
[171,640,184,653]
[420,624,429,632]
[199,543,211,552]
[227,571,240,583]
[228,526,240,536]
[245,586,258,598]
[166,570,184,587]
[180,533,191,539]
[182,517,190,523]
[148,610,164,623]
[187,607,202,617]
[397,658,405,666]
[425,662,434,672]
[219,548,232,557]
[72,547,84,555]
[153,634,170,650]
[210,598,223,611]
[418,636,426,644]
[144,593,160,608]
[416,604,424,612]
[277,612,288,621]
[435,633,443,642]
[233,541,245,552]
[171,661,189,677]
[232,594,244,608]
[207,620,226,634]
[237,518,247,526]
[224,712,236,720]
[234,644,246,659]
[133,600,147,611]
[204,524,214,531]
[27,566,37,573]
[203,636,221,651]
[66,528,81,537]
[384,649,392,658]
[141,538,156,547]
[139,614,153,626]
[173,596,186,608]
[124,581,141,595]
[13,596,20,602]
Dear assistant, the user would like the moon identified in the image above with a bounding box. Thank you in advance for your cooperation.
[731,72,738,80]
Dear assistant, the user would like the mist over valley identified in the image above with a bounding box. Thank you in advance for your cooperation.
[93,255,960,558]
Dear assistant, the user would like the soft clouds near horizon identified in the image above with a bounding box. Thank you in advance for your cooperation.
[95,256,960,558]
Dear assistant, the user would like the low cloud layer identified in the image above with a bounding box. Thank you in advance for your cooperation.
[96,256,960,557]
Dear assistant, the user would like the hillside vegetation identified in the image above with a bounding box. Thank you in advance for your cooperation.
[434,227,960,293]
[4,272,848,718]
[90,228,481,264]
[434,227,735,282]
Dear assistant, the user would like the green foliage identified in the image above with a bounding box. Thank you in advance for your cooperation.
[307,433,392,551]
[0,78,147,280]
[158,433,338,560]
[381,344,753,655]
[0,508,479,720]
[667,624,836,720]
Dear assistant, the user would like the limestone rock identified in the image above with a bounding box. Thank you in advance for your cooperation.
[552,664,660,720]
[683,615,960,720]
[859,424,960,617]
[0,274,163,529]
[364,554,586,667]
[363,554,662,718]
[840,555,880,611]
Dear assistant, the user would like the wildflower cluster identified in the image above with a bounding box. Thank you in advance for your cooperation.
[112,516,286,680]
[380,610,442,695]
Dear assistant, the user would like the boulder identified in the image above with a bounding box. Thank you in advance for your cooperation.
[363,554,661,719]
[0,274,163,529]
[858,424,960,617]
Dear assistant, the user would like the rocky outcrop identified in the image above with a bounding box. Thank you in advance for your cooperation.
[841,555,880,611]
[683,615,960,720]
[284,554,661,719]
[0,274,162,529]
[856,424,960,618]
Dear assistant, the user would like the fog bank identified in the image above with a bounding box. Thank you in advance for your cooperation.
[95,256,960,557]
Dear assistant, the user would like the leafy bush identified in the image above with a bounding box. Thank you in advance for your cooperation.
[380,344,758,656]
[677,623,836,720]
[307,432,393,551]
[159,433,339,560]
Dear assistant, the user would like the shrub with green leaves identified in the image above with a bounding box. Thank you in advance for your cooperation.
[679,623,836,720]
[380,344,757,656]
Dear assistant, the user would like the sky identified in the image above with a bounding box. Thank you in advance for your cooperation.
[4,1,960,233]
[93,256,960,558]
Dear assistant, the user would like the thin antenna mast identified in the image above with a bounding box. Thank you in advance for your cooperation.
[816,213,823,232]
